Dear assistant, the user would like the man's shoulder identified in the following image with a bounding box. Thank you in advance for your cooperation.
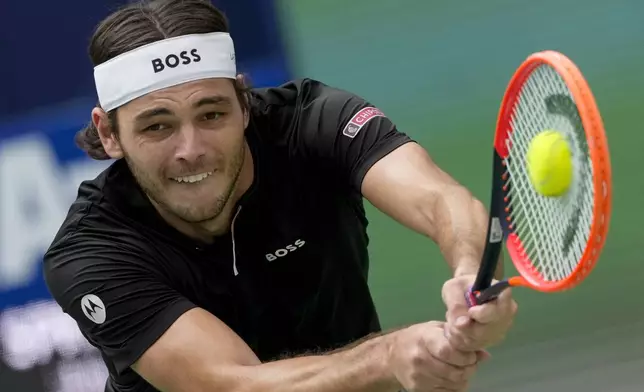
[43,210,158,283]
[249,77,321,101]
[46,160,149,256]
[247,78,369,145]
[250,78,358,113]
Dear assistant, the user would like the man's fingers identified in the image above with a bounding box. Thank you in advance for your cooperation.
[430,328,478,367]
[445,320,482,352]
[446,309,472,328]
[467,303,497,324]
[426,360,475,391]
[443,277,504,322]
[476,349,492,362]
[468,288,516,324]
[447,316,503,351]
[441,362,478,384]
[441,276,476,302]
[443,283,471,327]
[455,315,470,327]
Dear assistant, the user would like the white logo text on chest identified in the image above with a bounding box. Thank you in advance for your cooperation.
[265,239,306,261]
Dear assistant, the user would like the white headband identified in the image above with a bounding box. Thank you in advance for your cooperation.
[94,32,237,112]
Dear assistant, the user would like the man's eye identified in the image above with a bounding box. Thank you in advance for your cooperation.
[203,112,223,121]
[143,123,166,132]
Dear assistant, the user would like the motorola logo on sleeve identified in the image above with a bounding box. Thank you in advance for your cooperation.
[151,48,202,73]
[80,294,107,325]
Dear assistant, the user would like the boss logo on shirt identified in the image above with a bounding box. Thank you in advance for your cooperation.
[265,239,306,261]
[342,106,386,138]
[152,48,202,73]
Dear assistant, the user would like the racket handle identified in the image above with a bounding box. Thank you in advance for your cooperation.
[466,280,511,307]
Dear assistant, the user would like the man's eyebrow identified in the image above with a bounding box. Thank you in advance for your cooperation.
[133,95,233,121]
[193,95,233,108]
[134,107,173,122]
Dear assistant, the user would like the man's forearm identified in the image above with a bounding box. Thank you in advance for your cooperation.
[230,334,399,392]
[422,184,503,279]
[360,142,502,279]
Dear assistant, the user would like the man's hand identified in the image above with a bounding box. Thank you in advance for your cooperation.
[388,321,487,392]
[441,275,518,352]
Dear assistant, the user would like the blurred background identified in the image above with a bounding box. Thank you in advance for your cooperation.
[0,0,642,391]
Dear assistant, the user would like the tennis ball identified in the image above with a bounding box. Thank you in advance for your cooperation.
[526,129,573,197]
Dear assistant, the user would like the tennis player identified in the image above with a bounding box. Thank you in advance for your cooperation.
[43,1,517,391]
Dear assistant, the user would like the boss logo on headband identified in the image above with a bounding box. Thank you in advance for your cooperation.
[152,49,202,73]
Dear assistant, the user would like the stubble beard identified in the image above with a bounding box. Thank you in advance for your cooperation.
[124,141,246,227]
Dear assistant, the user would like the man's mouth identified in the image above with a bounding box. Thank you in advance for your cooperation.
[171,172,213,184]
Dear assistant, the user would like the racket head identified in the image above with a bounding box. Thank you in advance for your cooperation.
[493,50,612,293]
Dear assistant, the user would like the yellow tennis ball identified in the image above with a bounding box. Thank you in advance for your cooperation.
[526,130,573,197]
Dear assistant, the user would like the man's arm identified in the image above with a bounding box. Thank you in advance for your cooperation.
[264,78,493,276]
[266,79,513,353]
[132,308,399,392]
[45,233,407,392]
[361,141,502,278]
[133,310,480,392]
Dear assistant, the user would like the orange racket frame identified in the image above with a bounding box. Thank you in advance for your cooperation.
[466,50,612,306]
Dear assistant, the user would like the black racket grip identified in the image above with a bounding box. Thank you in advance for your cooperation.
[466,280,511,307]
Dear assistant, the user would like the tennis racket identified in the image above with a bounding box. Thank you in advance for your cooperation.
[466,50,612,307]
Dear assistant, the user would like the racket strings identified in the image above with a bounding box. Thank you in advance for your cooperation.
[518,78,582,277]
[510,72,592,280]
[504,65,595,282]
[511,111,587,279]
[507,109,573,278]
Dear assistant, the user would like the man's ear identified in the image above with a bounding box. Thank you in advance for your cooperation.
[236,74,250,129]
[236,73,248,89]
[243,106,250,129]
[92,108,124,159]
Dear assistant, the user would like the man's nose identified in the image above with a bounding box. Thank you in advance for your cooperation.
[175,124,207,163]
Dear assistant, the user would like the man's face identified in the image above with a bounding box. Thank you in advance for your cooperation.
[112,78,248,224]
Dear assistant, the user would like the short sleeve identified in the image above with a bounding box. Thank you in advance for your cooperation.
[43,232,196,375]
[289,79,415,192]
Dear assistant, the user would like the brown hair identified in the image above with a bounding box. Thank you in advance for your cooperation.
[75,0,251,160]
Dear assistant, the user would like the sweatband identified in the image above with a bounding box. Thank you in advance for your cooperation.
[94,32,237,112]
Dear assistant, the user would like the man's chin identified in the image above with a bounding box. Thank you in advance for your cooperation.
[165,197,230,222]
[170,208,221,224]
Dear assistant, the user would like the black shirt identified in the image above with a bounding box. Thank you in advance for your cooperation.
[43,78,414,392]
